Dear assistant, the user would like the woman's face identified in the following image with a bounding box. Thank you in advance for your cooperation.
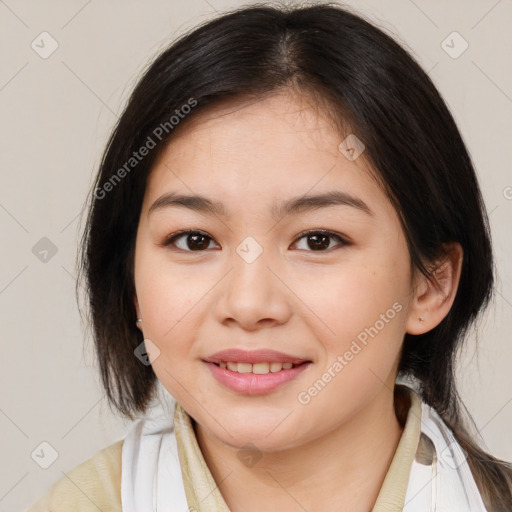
[133,91,419,450]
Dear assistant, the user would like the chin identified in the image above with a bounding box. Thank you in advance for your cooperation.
[199,413,297,451]
[219,431,296,453]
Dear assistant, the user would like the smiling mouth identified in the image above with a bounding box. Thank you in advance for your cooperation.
[205,359,312,395]
[211,361,309,374]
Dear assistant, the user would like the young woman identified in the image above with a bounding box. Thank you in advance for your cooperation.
[28,3,512,511]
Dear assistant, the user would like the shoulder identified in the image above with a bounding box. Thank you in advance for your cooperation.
[27,439,123,512]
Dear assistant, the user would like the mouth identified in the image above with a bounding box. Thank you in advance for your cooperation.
[203,349,312,395]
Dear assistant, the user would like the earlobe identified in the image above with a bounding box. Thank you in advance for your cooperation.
[406,243,463,335]
[134,294,143,331]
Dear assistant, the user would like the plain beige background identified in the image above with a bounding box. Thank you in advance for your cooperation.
[0,0,511,509]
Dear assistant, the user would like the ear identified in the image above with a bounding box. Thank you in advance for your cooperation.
[406,242,463,335]
[134,294,143,332]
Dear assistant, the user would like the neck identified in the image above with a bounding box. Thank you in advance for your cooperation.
[194,385,407,512]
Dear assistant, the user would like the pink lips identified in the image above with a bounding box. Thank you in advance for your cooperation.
[203,349,311,395]
[204,348,309,365]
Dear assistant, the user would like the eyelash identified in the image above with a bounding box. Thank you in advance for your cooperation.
[160,229,350,253]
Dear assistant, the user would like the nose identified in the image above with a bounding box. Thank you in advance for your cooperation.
[214,247,292,331]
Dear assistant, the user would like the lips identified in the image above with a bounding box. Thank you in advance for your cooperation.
[203,349,312,395]
[203,348,310,365]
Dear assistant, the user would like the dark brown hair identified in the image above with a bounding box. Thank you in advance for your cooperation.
[78,3,512,508]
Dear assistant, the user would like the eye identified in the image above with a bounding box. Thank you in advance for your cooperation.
[292,230,349,252]
[161,230,219,252]
[160,229,349,253]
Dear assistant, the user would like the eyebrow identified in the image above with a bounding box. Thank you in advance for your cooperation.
[148,190,373,219]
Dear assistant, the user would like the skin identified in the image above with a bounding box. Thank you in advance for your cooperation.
[133,90,463,512]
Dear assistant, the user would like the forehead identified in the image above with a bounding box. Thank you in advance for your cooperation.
[162,91,344,160]
[142,92,391,221]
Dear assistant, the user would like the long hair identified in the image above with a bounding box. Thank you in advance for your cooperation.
[78,3,512,508]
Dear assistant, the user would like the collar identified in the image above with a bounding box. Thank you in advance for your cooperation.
[372,385,422,511]
[121,384,487,511]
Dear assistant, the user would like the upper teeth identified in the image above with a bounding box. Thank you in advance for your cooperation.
[219,362,294,374]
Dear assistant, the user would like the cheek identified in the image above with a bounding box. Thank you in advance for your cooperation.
[135,243,200,334]
[134,247,205,372]
[292,264,408,422]
[293,254,411,411]
[135,258,206,405]
[299,256,409,345]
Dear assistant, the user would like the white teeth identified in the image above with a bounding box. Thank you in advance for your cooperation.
[218,361,299,374]
[252,362,270,374]
[270,362,283,372]
[237,363,252,373]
